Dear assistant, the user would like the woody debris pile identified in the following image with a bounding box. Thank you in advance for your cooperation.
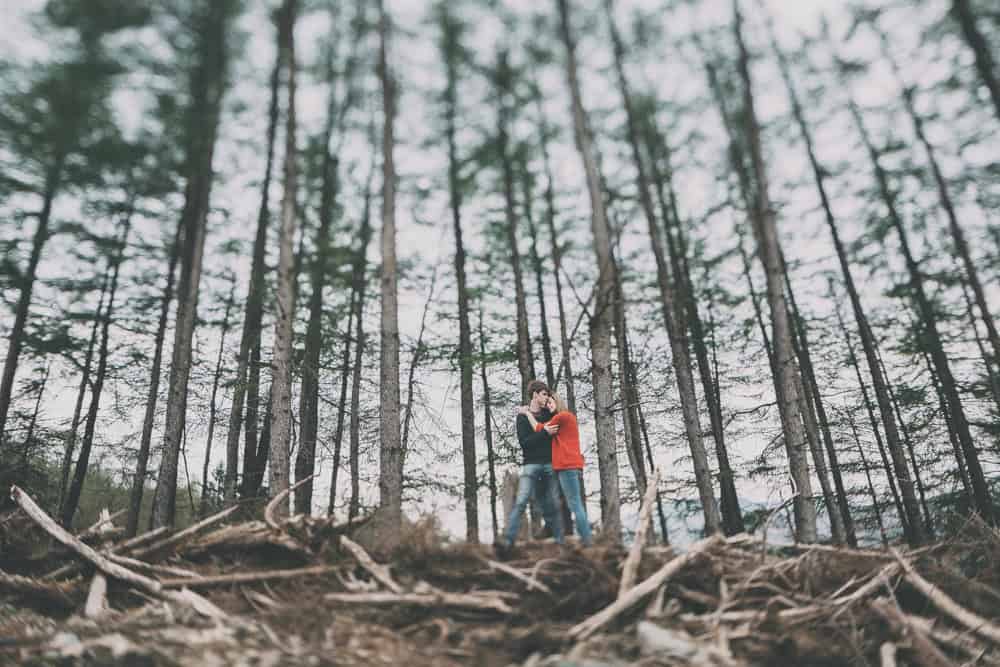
[2,484,1000,666]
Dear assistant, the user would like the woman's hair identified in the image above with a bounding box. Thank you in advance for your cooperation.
[549,391,568,414]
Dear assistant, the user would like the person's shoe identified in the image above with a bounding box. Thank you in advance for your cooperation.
[493,539,513,561]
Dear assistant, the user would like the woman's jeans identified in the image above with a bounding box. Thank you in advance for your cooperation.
[556,469,593,546]
[503,463,563,545]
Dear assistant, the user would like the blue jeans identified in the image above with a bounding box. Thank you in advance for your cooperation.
[557,469,593,546]
[503,463,564,545]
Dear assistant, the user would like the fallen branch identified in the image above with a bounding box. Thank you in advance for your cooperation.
[619,468,661,597]
[132,504,240,560]
[870,598,953,667]
[84,574,108,619]
[43,526,170,581]
[891,547,1000,644]
[107,554,200,579]
[325,590,513,614]
[160,564,339,589]
[264,474,314,530]
[10,485,162,596]
[78,508,126,540]
[0,569,80,610]
[569,534,723,640]
[340,535,403,593]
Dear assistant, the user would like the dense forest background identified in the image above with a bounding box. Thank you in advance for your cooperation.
[1,0,998,549]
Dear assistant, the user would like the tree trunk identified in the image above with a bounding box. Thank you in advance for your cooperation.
[200,276,236,517]
[951,0,1000,122]
[479,309,500,542]
[295,28,342,517]
[126,219,182,537]
[496,49,535,399]
[401,267,437,486]
[522,159,556,387]
[535,89,577,412]
[267,0,299,521]
[732,1,816,542]
[377,0,403,536]
[644,124,742,536]
[960,278,1000,414]
[845,404,889,547]
[555,0,620,541]
[151,0,235,529]
[63,203,133,527]
[0,154,65,450]
[59,268,109,514]
[344,152,375,520]
[781,255,851,545]
[438,8,479,541]
[611,260,647,498]
[225,27,281,505]
[841,80,993,523]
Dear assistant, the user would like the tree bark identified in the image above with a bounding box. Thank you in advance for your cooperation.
[844,404,889,547]
[0,154,65,449]
[479,308,500,542]
[63,202,133,527]
[59,268,109,514]
[555,0,620,540]
[438,6,478,542]
[377,0,403,535]
[522,159,556,388]
[841,78,993,523]
[126,219,182,537]
[199,275,236,517]
[732,1,816,542]
[151,0,235,529]
[951,0,1000,122]
[534,88,577,412]
[495,49,535,399]
[267,0,299,521]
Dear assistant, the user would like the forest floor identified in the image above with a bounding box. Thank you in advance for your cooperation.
[2,488,1000,667]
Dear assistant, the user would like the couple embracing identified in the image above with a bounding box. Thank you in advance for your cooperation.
[495,379,593,557]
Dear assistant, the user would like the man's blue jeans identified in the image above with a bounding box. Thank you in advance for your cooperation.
[556,469,593,546]
[503,463,563,545]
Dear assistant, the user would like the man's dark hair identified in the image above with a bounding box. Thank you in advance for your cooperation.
[526,379,550,396]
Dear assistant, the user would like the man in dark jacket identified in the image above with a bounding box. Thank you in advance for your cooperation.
[495,380,564,556]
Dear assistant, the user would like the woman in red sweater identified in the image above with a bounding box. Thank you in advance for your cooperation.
[521,392,593,546]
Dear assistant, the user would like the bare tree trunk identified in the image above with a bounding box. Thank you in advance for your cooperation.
[960,279,1000,414]
[555,0,620,540]
[522,160,556,387]
[781,256,850,545]
[841,77,993,523]
[199,275,236,517]
[437,7,479,541]
[535,90,577,412]
[126,220,182,536]
[377,0,403,536]
[59,270,109,513]
[151,0,235,529]
[225,27,281,505]
[612,264,647,498]
[479,308,500,542]
[0,155,65,450]
[732,1,816,542]
[951,0,1000,122]
[844,404,889,547]
[267,0,299,521]
[400,266,437,486]
[495,49,535,398]
[645,127,742,536]
[63,204,133,527]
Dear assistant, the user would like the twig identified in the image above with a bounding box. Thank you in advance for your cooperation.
[569,534,723,640]
[10,485,162,595]
[264,474,314,530]
[619,468,661,597]
[160,564,339,588]
[340,535,403,593]
[891,547,1000,644]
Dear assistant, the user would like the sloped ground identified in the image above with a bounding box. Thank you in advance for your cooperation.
[2,488,1000,667]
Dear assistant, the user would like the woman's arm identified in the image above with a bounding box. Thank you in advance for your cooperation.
[518,406,540,430]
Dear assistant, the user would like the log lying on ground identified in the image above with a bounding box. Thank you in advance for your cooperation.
[325,590,513,614]
[0,569,81,610]
[264,474,313,530]
[84,574,108,620]
[340,535,403,593]
[43,526,170,581]
[132,504,240,560]
[160,564,339,589]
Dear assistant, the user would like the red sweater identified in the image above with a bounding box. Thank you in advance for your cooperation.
[535,411,584,471]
